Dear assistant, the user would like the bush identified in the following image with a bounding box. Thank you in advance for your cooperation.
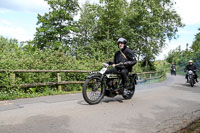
[0,36,143,100]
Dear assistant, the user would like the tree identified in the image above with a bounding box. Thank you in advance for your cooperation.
[96,0,128,40]
[191,28,200,52]
[126,0,183,55]
[33,0,79,51]
[73,0,126,60]
[118,0,183,69]
[191,28,200,68]
[166,45,183,64]
[73,2,100,47]
[75,0,128,44]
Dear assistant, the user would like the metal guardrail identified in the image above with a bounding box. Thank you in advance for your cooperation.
[0,70,165,90]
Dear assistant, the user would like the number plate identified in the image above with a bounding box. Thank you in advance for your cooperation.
[99,68,107,74]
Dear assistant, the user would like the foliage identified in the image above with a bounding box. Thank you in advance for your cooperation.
[30,0,184,70]
[73,2,99,47]
[33,0,79,50]
[75,40,117,61]
[191,28,200,53]
[0,36,141,99]
[0,36,98,97]
[165,28,200,76]
[74,0,183,69]
[141,56,156,71]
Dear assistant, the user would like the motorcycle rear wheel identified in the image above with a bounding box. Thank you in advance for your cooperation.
[122,85,135,99]
[122,78,135,99]
[82,76,105,105]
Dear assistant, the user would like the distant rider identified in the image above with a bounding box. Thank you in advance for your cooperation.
[184,60,198,82]
[106,38,137,88]
[170,63,176,75]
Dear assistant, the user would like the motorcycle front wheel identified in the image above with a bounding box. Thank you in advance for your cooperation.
[189,78,194,87]
[82,76,105,105]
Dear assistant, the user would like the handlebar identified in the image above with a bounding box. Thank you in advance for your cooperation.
[102,62,124,67]
[185,70,197,72]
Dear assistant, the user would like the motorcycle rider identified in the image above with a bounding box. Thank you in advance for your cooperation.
[184,60,198,82]
[106,38,137,89]
[170,63,176,75]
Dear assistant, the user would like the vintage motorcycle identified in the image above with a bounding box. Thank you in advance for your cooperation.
[82,63,137,105]
[186,70,196,87]
[171,68,176,76]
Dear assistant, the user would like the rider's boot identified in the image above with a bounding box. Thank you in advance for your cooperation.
[122,82,130,95]
[196,79,199,82]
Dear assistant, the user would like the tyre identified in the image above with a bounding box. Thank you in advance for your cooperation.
[82,76,105,105]
[122,78,135,99]
[190,78,194,87]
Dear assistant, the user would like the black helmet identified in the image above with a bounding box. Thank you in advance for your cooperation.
[117,38,127,44]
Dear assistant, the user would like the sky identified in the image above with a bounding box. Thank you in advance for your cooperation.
[0,0,200,60]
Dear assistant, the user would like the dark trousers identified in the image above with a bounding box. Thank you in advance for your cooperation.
[106,68,129,87]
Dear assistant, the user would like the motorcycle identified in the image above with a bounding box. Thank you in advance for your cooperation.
[186,70,196,87]
[82,63,137,105]
[171,68,176,76]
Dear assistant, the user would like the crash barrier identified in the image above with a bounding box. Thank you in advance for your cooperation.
[0,70,165,90]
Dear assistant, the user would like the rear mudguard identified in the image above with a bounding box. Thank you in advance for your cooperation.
[129,73,137,85]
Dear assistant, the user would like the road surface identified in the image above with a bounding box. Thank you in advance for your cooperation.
[0,74,200,133]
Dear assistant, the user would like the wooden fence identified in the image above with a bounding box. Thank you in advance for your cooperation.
[0,70,165,90]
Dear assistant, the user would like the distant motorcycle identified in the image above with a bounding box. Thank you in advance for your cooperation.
[82,63,137,105]
[186,70,196,87]
[171,68,176,76]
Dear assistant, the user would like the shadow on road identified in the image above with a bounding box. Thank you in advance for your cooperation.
[175,83,191,87]
[77,96,125,105]
[102,96,124,103]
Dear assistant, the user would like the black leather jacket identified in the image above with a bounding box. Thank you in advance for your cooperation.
[112,47,137,72]
[171,65,176,70]
[184,64,197,72]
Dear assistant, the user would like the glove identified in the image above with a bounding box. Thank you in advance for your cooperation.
[123,62,130,66]
[123,62,127,65]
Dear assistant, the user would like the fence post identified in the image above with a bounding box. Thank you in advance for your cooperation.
[10,73,16,85]
[150,74,152,79]
[57,73,62,91]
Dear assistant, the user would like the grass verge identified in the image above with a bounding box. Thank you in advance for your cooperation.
[178,118,200,133]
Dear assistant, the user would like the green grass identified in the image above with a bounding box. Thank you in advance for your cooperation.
[178,119,200,133]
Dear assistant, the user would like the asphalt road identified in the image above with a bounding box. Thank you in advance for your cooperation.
[0,74,200,133]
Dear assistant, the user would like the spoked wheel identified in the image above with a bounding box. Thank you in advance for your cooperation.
[82,76,105,105]
[122,78,135,99]
[122,85,135,99]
